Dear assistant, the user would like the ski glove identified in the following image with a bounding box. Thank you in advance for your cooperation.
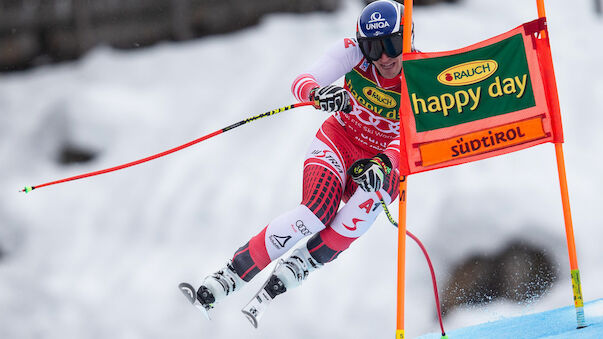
[348,153,392,192]
[309,85,352,113]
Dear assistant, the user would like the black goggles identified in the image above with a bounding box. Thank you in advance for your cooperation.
[357,32,403,62]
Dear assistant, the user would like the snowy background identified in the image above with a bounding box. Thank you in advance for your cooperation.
[1,0,601,338]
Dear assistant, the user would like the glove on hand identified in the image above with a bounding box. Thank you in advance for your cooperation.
[348,153,392,192]
[310,85,352,113]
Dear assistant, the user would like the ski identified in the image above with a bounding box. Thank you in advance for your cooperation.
[178,282,212,320]
[241,275,286,328]
[241,261,288,328]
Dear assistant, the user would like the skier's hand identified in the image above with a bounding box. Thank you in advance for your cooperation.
[348,154,392,192]
[309,85,352,113]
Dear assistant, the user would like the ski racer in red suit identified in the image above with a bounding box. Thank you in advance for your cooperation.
[189,0,414,316]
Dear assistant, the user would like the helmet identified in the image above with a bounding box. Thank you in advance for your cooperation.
[356,0,405,61]
[357,0,404,38]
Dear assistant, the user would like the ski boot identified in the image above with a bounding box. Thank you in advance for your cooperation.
[179,260,245,319]
[241,246,322,327]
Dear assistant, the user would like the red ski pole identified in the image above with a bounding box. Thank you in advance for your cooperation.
[20,102,314,193]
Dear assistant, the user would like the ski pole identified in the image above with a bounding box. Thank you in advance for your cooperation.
[375,190,448,339]
[20,102,314,193]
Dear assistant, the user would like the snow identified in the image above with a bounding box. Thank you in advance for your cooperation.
[419,298,603,339]
[0,0,602,338]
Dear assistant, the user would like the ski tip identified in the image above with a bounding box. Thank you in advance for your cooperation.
[178,282,197,304]
[241,310,259,329]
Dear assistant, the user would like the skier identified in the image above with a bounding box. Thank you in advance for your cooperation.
[184,0,414,321]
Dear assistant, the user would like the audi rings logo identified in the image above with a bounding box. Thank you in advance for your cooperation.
[295,220,311,236]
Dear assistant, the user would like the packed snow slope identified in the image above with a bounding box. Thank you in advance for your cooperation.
[419,298,603,339]
[1,0,601,338]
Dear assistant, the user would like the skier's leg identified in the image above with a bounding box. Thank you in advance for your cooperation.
[197,122,350,307]
[198,164,344,307]
[232,203,329,280]
[230,126,350,283]
[197,204,326,306]
[265,125,374,290]
[267,172,398,292]
[306,169,399,264]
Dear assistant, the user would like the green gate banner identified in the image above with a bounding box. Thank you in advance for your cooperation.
[398,18,563,175]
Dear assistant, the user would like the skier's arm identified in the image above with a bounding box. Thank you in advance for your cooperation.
[291,38,363,103]
[382,138,400,172]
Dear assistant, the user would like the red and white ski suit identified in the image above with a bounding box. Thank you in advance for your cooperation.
[232,38,402,281]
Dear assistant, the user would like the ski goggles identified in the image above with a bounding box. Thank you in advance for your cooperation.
[358,32,404,61]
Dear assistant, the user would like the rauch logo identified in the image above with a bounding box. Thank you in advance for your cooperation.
[363,87,396,108]
[437,60,498,86]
